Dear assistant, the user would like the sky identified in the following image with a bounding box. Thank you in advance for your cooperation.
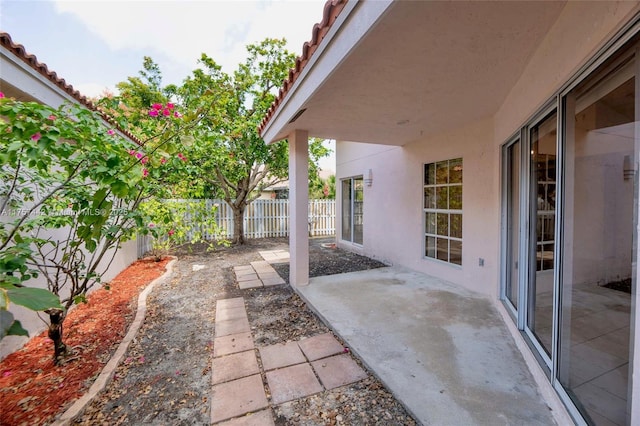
[0,0,335,171]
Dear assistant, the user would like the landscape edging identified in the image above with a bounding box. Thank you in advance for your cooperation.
[52,256,178,426]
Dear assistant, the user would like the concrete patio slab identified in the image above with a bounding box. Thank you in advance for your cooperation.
[299,266,559,425]
[311,354,368,390]
[298,332,345,361]
[239,279,263,289]
[214,332,255,357]
[210,374,268,423]
[265,363,323,404]
[259,342,306,371]
[212,350,260,385]
[216,318,251,337]
[215,409,275,426]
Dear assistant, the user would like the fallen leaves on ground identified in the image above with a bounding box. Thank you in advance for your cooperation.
[0,257,170,426]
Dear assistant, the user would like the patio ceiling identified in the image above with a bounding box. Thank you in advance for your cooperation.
[261,1,566,146]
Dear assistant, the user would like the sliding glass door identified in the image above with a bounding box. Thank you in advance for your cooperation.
[501,35,638,426]
[558,51,635,426]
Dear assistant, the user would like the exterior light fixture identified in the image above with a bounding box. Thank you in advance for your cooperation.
[623,155,635,180]
[364,168,373,187]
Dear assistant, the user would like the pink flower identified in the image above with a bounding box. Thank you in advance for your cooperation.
[128,149,136,156]
[168,229,175,236]
[177,153,187,161]
[173,111,182,118]
[160,158,167,164]
[31,132,42,141]
[166,102,174,109]
[2,370,11,377]
[107,129,115,136]
[142,168,149,177]
[0,92,4,98]
[148,109,159,117]
[148,222,155,228]
[136,152,143,159]
[140,156,148,164]
[48,115,56,121]
[152,103,163,110]
[163,108,170,116]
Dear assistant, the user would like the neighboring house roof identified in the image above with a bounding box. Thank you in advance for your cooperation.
[258,0,346,135]
[0,32,141,145]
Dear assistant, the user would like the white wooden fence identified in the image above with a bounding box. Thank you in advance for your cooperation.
[137,199,335,257]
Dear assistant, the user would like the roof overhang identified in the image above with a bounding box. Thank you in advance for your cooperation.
[0,32,141,145]
[260,0,566,146]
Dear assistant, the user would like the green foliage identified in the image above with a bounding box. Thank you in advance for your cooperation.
[310,174,336,199]
[140,199,229,258]
[0,96,182,341]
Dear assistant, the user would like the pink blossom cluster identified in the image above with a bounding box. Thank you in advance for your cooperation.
[148,102,181,118]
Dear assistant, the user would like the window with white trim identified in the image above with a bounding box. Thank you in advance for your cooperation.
[424,158,462,265]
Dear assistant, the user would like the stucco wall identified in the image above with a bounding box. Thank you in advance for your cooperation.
[495,1,640,142]
[335,1,640,297]
[337,118,499,296]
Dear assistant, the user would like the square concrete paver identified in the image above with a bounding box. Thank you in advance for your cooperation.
[239,279,263,289]
[259,342,306,371]
[298,333,345,361]
[250,261,272,271]
[214,332,254,357]
[237,273,259,282]
[217,298,245,310]
[212,350,260,385]
[216,317,251,337]
[311,354,368,390]
[216,306,248,322]
[215,409,274,426]
[266,363,323,404]
[262,277,285,286]
[211,374,268,423]
[234,264,253,270]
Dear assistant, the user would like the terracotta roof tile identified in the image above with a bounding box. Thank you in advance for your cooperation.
[0,32,142,146]
[259,0,347,136]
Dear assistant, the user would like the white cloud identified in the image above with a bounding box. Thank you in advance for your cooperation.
[52,0,326,75]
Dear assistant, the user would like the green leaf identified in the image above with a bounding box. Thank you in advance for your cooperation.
[6,286,62,311]
[73,294,87,304]
[0,311,29,339]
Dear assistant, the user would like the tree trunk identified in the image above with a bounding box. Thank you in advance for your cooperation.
[232,204,246,245]
[46,308,67,364]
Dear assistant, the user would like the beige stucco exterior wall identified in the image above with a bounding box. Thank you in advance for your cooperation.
[337,118,499,296]
[336,1,640,298]
[495,1,640,143]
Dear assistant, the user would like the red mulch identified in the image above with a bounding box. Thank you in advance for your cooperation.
[0,257,170,426]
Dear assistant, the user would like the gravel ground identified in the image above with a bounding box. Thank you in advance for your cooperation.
[75,237,415,425]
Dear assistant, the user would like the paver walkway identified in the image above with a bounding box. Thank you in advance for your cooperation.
[233,261,285,289]
[210,297,368,425]
[258,249,290,264]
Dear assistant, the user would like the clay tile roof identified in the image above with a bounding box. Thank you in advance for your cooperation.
[0,32,142,146]
[259,0,347,136]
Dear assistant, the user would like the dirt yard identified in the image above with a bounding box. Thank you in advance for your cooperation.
[3,237,417,425]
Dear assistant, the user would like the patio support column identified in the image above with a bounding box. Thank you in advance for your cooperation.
[288,129,309,286]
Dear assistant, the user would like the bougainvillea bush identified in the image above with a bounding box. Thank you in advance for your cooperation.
[0,94,185,362]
